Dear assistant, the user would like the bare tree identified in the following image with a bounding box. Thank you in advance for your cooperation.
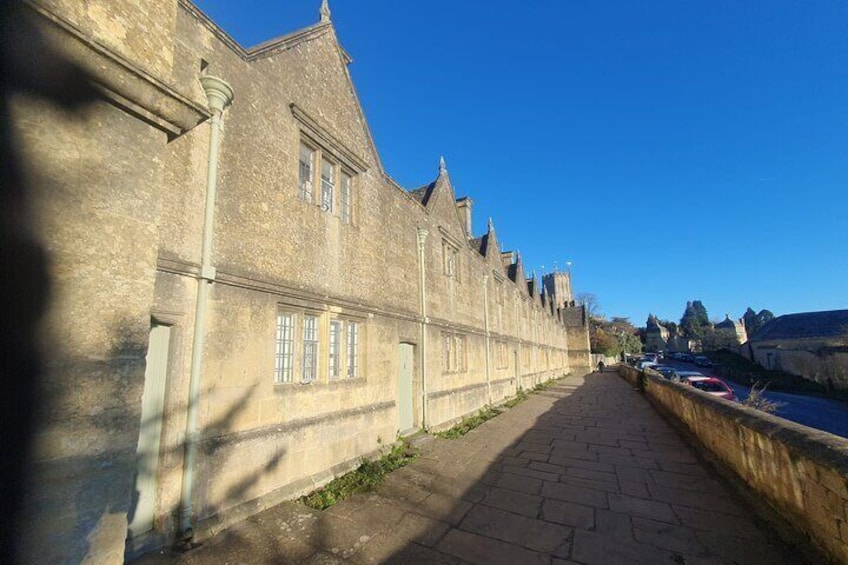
[576,292,602,319]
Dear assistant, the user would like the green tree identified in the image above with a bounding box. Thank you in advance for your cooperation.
[591,317,641,356]
[701,327,738,351]
[680,300,711,339]
[743,307,775,338]
[590,327,618,356]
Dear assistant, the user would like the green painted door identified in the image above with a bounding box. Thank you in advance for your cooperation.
[128,324,171,538]
[398,343,414,433]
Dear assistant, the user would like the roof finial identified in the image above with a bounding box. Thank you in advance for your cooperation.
[439,155,447,174]
[320,0,331,22]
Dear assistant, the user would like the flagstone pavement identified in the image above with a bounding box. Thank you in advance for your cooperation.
[136,371,809,564]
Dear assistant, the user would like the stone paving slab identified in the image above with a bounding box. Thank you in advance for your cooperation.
[136,372,808,564]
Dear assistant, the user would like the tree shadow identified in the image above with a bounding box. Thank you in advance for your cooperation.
[17,310,295,563]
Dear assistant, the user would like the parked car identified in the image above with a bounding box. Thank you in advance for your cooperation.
[680,353,695,363]
[694,356,713,368]
[651,365,677,380]
[668,369,705,382]
[683,376,736,401]
[637,359,658,370]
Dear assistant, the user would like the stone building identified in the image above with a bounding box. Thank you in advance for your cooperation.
[644,314,669,352]
[542,270,591,369]
[715,314,747,345]
[12,1,590,562]
[744,310,848,391]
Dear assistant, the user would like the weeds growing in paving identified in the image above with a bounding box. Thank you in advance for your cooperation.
[434,406,503,439]
[299,443,419,510]
[501,387,528,409]
[435,374,567,439]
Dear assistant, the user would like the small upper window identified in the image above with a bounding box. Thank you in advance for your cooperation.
[340,171,352,224]
[298,138,357,224]
[443,240,457,277]
[321,158,335,213]
[299,143,315,202]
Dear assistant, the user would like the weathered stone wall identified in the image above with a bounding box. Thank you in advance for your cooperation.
[618,365,848,563]
[34,0,180,81]
[17,1,579,562]
[746,339,848,391]
[562,306,591,374]
[12,93,169,563]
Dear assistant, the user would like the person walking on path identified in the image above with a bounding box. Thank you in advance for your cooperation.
[597,359,605,372]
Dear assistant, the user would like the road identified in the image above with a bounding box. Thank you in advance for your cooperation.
[658,359,848,439]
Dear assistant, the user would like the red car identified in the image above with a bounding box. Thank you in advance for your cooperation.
[683,376,737,401]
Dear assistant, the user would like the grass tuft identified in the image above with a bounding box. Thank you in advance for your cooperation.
[502,387,528,409]
[435,406,502,439]
[299,443,418,510]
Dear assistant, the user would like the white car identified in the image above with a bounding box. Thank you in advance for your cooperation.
[637,359,658,370]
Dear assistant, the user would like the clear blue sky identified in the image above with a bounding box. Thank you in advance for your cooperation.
[194,0,848,327]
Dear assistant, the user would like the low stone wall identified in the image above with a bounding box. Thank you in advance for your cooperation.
[618,364,848,563]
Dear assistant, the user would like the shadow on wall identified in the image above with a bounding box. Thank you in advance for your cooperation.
[25,313,288,563]
[3,3,293,561]
[1,1,99,562]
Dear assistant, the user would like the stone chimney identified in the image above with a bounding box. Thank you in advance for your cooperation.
[456,197,473,238]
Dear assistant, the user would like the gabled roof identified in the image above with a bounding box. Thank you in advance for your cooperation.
[715,315,739,330]
[182,0,385,175]
[527,277,537,298]
[507,251,525,284]
[750,309,848,342]
[409,182,436,206]
[182,1,351,63]
[471,218,502,260]
[407,157,472,242]
[470,235,487,256]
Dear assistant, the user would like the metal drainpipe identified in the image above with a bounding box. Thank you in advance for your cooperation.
[180,75,234,539]
[416,227,429,430]
[482,275,491,404]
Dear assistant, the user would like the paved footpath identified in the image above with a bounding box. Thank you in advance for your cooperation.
[138,372,807,564]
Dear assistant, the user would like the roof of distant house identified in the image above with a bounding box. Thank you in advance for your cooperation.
[750,309,848,341]
[715,315,739,330]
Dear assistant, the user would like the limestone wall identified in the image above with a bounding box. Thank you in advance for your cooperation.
[16,1,579,562]
[11,87,172,563]
[747,339,848,391]
[618,365,848,563]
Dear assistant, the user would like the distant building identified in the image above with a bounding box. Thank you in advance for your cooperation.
[542,270,573,308]
[746,310,848,391]
[644,314,669,352]
[715,314,748,345]
[667,335,699,353]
